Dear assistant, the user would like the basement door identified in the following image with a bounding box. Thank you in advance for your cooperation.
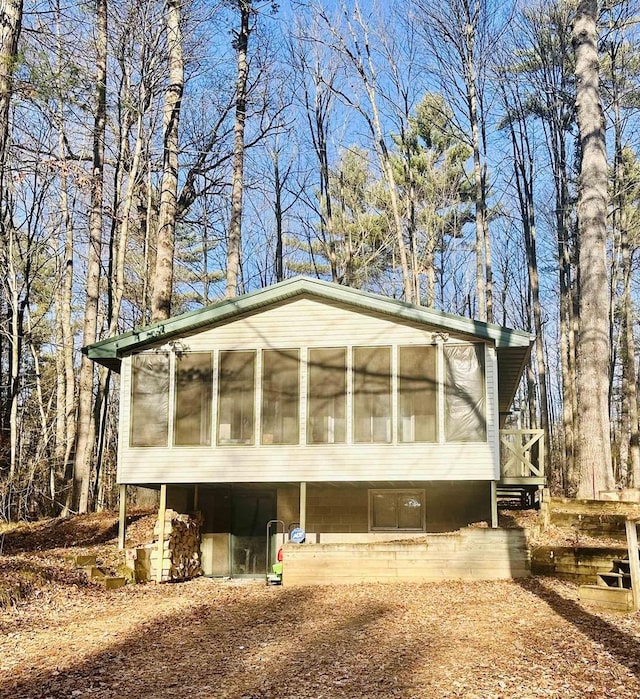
[231,490,276,577]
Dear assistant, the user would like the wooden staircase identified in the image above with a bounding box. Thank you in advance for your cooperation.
[579,556,634,612]
[73,554,127,589]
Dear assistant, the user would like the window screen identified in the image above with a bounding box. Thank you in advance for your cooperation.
[444,344,486,442]
[174,353,212,446]
[353,346,391,443]
[130,353,169,447]
[307,348,346,444]
[261,349,299,445]
[398,345,437,442]
[370,490,424,530]
[218,350,255,445]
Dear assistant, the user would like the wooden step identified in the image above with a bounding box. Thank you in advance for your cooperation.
[579,584,634,612]
[98,576,126,590]
[74,554,97,567]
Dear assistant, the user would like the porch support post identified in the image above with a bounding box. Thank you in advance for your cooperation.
[299,481,307,532]
[490,481,498,529]
[156,484,167,583]
[193,484,199,510]
[625,519,640,611]
[118,484,127,550]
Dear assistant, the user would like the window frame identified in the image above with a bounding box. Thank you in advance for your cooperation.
[352,345,392,444]
[261,348,300,445]
[368,489,426,531]
[129,352,171,448]
[443,343,487,443]
[397,344,438,443]
[307,346,348,445]
[217,349,257,446]
[173,351,213,447]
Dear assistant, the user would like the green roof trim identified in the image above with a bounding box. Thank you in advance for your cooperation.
[84,278,534,416]
[85,277,533,365]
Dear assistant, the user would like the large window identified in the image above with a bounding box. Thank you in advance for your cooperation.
[353,346,391,443]
[370,490,425,530]
[398,345,437,442]
[130,353,170,447]
[174,353,212,446]
[218,350,255,445]
[261,349,299,444]
[307,348,347,444]
[444,344,486,442]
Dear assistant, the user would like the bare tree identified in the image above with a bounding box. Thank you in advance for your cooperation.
[72,0,108,514]
[225,0,252,298]
[573,0,614,498]
[151,0,184,321]
[413,0,505,321]
[308,1,414,301]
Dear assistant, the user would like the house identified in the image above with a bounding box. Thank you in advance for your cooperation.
[85,277,542,584]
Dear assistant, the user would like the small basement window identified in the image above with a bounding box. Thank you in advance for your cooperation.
[130,353,170,447]
[369,489,425,530]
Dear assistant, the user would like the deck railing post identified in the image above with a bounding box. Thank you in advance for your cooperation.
[156,484,167,583]
[118,484,127,550]
[625,518,640,612]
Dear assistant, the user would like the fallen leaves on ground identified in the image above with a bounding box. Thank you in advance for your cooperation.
[1,510,640,698]
[0,573,639,699]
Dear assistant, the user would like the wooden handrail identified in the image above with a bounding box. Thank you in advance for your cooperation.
[626,519,640,612]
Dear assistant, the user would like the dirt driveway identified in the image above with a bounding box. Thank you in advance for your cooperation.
[1,574,640,699]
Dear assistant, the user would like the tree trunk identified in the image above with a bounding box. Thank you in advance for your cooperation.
[0,0,22,174]
[72,0,108,514]
[573,0,614,498]
[225,1,251,299]
[151,0,184,320]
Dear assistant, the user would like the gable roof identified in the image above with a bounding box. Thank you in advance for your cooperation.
[84,276,534,414]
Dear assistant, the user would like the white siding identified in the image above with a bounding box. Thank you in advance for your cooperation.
[118,297,499,484]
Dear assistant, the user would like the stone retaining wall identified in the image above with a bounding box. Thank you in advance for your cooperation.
[283,528,530,586]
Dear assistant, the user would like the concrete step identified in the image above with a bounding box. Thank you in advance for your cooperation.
[579,584,634,612]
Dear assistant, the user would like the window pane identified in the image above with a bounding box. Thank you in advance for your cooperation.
[262,349,299,445]
[353,346,391,443]
[218,350,255,445]
[398,346,437,442]
[130,354,169,447]
[174,353,212,446]
[371,492,396,529]
[444,344,486,442]
[397,493,423,529]
[307,348,346,444]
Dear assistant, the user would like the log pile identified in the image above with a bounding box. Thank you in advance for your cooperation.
[150,509,203,582]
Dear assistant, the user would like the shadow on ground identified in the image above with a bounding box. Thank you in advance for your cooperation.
[517,576,640,681]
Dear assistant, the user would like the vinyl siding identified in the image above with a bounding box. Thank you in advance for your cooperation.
[118,297,500,484]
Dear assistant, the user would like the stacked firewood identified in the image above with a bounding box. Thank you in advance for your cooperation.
[150,509,203,582]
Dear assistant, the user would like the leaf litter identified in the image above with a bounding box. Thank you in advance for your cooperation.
[0,512,639,698]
